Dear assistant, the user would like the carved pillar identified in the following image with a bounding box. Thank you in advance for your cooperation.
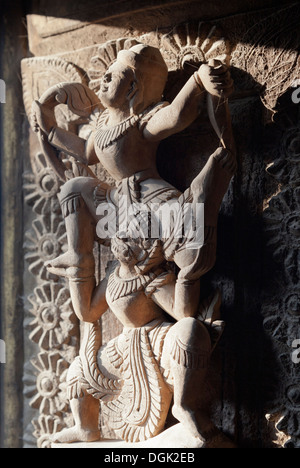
[1,0,297,448]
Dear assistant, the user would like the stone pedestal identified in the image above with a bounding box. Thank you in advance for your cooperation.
[52,423,204,449]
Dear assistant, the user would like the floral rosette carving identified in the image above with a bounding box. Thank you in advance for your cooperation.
[32,415,65,449]
[264,187,300,276]
[28,352,69,415]
[24,152,61,216]
[23,352,72,447]
[28,283,77,350]
[23,150,82,445]
[262,100,300,446]
[262,188,300,447]
[24,216,67,281]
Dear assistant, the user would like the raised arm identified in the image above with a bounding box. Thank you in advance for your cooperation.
[143,74,204,142]
[32,99,98,166]
[31,82,101,167]
[143,60,233,142]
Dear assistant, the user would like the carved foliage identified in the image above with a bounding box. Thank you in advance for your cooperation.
[100,324,173,443]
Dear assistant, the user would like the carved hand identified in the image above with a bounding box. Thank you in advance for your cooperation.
[31,100,57,136]
[198,59,233,98]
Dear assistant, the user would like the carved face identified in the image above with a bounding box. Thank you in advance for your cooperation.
[98,61,136,110]
[111,236,164,274]
[111,236,143,267]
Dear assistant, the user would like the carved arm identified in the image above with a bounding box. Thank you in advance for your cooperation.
[69,275,109,323]
[47,127,98,165]
[31,82,101,174]
[143,74,205,141]
[143,60,233,143]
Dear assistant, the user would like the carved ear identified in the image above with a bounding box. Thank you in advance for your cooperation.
[127,80,138,101]
[128,80,144,115]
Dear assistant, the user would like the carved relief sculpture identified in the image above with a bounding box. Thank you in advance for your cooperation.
[28,36,237,448]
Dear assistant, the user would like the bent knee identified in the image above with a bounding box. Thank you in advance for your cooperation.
[165,318,211,355]
[176,244,217,282]
[175,317,210,345]
[59,176,98,201]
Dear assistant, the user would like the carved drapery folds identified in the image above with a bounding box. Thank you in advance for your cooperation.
[21,5,300,447]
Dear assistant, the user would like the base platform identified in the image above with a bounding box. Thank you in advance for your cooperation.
[51,423,204,449]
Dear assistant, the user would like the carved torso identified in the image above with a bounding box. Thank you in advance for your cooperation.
[105,262,170,328]
[93,105,165,181]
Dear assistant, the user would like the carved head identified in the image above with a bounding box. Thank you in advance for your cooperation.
[99,44,168,115]
[98,60,136,111]
[111,235,164,275]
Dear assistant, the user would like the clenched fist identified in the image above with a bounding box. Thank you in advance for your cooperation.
[31,100,57,135]
[198,59,233,98]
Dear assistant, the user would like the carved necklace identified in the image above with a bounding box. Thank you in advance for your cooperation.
[94,103,167,152]
[95,110,141,152]
[107,266,158,303]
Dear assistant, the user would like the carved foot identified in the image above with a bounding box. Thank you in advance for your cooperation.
[172,405,236,448]
[45,251,95,279]
[171,404,209,441]
[50,426,100,444]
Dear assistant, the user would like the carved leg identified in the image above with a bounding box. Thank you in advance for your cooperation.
[45,177,100,278]
[162,317,235,447]
[162,318,213,437]
[51,358,101,444]
[173,147,235,317]
[189,147,235,227]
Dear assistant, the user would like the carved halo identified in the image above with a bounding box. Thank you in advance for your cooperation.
[160,21,231,70]
[87,23,230,93]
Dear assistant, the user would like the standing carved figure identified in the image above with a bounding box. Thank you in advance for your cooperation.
[31,43,236,447]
